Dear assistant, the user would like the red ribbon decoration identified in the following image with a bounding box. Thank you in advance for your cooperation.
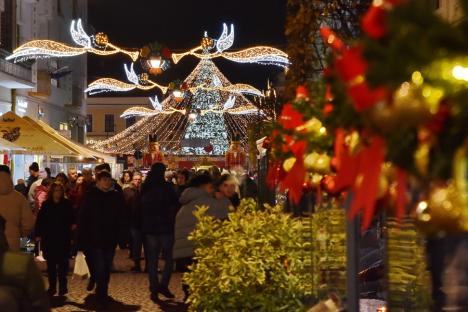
[279,103,304,130]
[349,136,386,230]
[320,27,345,52]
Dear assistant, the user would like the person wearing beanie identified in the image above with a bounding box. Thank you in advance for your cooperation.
[140,162,179,301]
[0,165,34,251]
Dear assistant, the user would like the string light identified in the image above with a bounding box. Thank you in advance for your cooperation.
[452,65,468,81]
[85,78,136,95]
[94,59,258,155]
[216,23,234,52]
[7,19,139,62]
[172,45,289,68]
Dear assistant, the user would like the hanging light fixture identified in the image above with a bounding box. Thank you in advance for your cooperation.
[173,89,184,103]
[148,56,163,75]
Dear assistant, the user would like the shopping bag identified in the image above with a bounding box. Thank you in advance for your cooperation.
[73,251,90,278]
[34,241,45,262]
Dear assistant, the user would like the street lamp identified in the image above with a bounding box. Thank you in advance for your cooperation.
[173,90,184,103]
[148,56,163,75]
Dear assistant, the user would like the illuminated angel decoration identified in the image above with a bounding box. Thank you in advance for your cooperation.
[120,96,186,119]
[6,19,139,62]
[200,96,261,115]
[85,63,169,95]
[171,23,289,68]
[86,63,263,97]
[93,59,265,155]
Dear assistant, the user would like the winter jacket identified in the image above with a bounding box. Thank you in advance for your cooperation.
[140,182,179,235]
[78,186,126,249]
[0,225,49,311]
[173,187,230,259]
[14,184,27,198]
[35,199,74,260]
[33,185,48,214]
[27,177,45,204]
[0,174,34,251]
[123,185,142,229]
[0,253,50,311]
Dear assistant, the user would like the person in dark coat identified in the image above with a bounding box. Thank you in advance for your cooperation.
[35,182,74,296]
[78,170,125,308]
[0,215,50,312]
[123,172,144,272]
[141,163,179,301]
[14,179,27,197]
[26,162,39,195]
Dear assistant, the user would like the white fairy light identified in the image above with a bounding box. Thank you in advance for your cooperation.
[216,23,234,53]
[124,63,139,85]
[171,23,288,68]
[223,96,236,110]
[149,96,162,111]
[85,78,136,95]
[70,19,91,48]
[6,19,139,62]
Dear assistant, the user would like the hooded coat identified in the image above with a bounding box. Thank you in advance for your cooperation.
[173,187,230,259]
[78,186,126,249]
[0,173,34,251]
[140,164,179,235]
[35,199,74,260]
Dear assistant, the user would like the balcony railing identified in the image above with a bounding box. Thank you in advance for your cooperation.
[0,58,32,82]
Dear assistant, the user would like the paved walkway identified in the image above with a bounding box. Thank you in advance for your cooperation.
[39,249,188,312]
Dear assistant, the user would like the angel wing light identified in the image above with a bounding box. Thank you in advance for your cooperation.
[171,23,289,68]
[86,64,169,95]
[6,19,139,62]
[124,63,139,85]
[216,23,234,53]
[223,96,236,110]
[149,96,163,111]
[120,96,185,119]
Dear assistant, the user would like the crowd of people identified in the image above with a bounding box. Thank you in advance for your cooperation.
[0,161,257,310]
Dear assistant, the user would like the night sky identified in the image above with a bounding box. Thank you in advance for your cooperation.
[87,0,287,97]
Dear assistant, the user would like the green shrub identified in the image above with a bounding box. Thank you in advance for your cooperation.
[184,198,312,312]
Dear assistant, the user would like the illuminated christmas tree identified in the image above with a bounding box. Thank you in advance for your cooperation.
[5,20,288,156]
[91,57,261,155]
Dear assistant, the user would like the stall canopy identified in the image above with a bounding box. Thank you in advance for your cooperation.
[22,116,115,164]
[0,112,78,156]
[0,137,26,152]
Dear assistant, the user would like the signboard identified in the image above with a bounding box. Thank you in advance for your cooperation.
[180,138,210,148]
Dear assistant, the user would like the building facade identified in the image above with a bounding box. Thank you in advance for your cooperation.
[0,0,87,143]
[86,97,153,146]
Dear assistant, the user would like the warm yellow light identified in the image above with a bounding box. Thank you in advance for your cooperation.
[411,71,424,85]
[173,90,184,98]
[319,127,327,135]
[149,57,162,69]
[188,112,198,121]
[452,65,468,81]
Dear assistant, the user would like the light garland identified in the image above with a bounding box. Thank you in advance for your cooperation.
[6,19,139,62]
[95,59,258,155]
[172,45,289,68]
[84,78,136,95]
[171,23,288,68]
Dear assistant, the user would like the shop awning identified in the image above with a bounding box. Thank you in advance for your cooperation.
[0,112,78,156]
[0,137,26,152]
[24,117,115,164]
